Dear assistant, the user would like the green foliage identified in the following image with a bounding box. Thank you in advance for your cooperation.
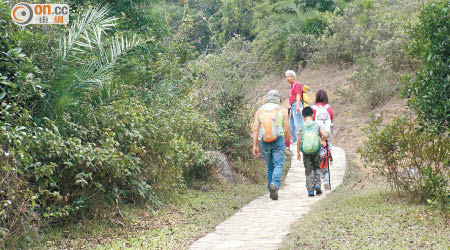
[94,94,218,189]
[404,0,450,133]
[359,116,449,210]
[183,35,270,182]
[43,4,143,121]
[338,58,403,109]
[252,1,330,71]
[422,166,449,210]
[167,0,262,52]
[1,90,219,245]
[358,0,375,10]
[0,3,47,125]
[295,0,337,12]
[314,0,422,112]
[191,38,262,177]
[312,0,420,66]
[67,0,168,37]
[0,130,40,248]
[210,0,261,45]
[304,14,328,36]
[0,1,219,246]
[0,47,44,124]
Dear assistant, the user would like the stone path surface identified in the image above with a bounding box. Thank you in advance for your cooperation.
[190,146,346,250]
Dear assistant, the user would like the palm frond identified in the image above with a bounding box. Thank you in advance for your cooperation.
[58,4,117,61]
[48,4,145,119]
[73,34,142,90]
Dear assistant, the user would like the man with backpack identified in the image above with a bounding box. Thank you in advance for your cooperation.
[252,90,290,200]
[285,70,303,145]
[297,106,328,197]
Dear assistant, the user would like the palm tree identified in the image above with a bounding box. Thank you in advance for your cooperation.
[44,4,143,121]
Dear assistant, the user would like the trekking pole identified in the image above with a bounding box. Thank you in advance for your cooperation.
[328,166,331,190]
[328,143,331,190]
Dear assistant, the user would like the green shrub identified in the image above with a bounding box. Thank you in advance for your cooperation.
[0,91,219,234]
[296,0,336,12]
[0,130,40,249]
[210,0,259,45]
[312,3,375,64]
[312,0,420,66]
[404,0,450,133]
[359,116,449,210]
[252,1,326,71]
[191,38,264,178]
[0,5,50,246]
[339,58,403,109]
[0,47,45,126]
[93,96,219,192]
[0,3,220,245]
[35,4,144,122]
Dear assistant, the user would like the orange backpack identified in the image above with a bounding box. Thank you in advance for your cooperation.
[260,108,281,143]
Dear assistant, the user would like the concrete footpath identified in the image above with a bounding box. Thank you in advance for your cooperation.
[190,146,346,250]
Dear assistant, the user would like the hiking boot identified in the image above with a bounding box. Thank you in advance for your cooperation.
[324,183,331,190]
[269,183,278,200]
[308,190,315,197]
[315,186,322,195]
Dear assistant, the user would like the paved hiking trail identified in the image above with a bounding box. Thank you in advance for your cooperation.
[190,145,346,250]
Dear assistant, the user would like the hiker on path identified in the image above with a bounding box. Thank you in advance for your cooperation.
[312,90,334,190]
[285,70,303,145]
[252,90,290,200]
[297,106,328,197]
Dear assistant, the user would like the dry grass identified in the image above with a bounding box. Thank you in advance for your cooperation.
[294,66,408,171]
[283,161,450,250]
[281,66,449,249]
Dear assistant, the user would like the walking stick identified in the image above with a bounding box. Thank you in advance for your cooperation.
[328,166,331,190]
[327,142,331,190]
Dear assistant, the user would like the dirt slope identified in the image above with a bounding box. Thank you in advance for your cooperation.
[256,66,407,171]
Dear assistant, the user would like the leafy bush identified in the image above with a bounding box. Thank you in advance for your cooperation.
[40,4,143,121]
[210,0,260,45]
[0,89,219,246]
[359,116,449,210]
[404,0,450,133]
[338,58,403,109]
[295,0,336,12]
[0,132,40,249]
[194,38,258,148]
[0,2,219,246]
[252,1,327,71]
[191,38,264,179]
[0,5,49,245]
[312,0,420,66]
[93,95,218,193]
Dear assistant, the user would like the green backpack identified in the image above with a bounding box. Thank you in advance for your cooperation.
[300,122,321,155]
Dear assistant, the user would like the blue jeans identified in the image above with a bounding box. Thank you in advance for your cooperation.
[261,136,285,189]
[289,102,303,143]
